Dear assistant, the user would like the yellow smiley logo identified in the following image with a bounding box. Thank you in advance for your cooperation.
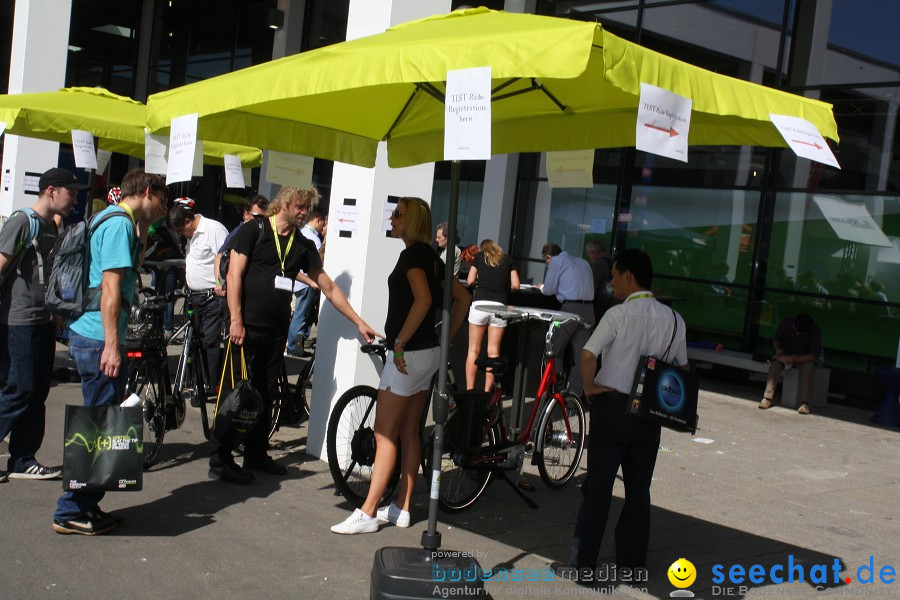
[668,558,697,588]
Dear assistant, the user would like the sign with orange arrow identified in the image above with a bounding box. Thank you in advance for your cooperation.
[636,83,692,163]
[546,149,594,188]
[769,114,840,169]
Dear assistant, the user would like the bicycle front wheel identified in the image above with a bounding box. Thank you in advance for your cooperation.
[536,391,585,487]
[427,414,497,513]
[326,385,399,507]
[132,361,166,468]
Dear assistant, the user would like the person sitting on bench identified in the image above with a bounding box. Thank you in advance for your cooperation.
[759,312,821,414]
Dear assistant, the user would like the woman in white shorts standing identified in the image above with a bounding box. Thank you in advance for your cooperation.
[331,197,470,535]
[465,239,520,391]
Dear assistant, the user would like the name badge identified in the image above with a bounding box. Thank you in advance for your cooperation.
[274,275,293,291]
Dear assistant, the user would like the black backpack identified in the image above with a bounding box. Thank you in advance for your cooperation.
[218,218,266,290]
[45,210,135,321]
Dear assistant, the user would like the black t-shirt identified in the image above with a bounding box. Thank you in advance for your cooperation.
[472,253,514,304]
[384,242,443,351]
[232,217,322,330]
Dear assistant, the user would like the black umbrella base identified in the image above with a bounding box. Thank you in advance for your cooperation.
[371,546,484,599]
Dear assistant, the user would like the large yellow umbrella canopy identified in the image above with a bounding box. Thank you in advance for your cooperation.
[147,7,838,168]
[0,86,262,167]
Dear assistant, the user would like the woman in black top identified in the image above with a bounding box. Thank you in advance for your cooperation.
[331,197,470,535]
[465,239,520,391]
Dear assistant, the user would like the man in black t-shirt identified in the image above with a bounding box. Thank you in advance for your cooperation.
[213,186,378,484]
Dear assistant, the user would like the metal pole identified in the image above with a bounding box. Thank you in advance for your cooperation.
[421,159,461,553]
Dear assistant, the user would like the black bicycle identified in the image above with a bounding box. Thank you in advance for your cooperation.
[125,288,217,466]
[269,346,315,440]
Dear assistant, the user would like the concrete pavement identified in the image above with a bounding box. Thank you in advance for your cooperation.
[2,351,899,599]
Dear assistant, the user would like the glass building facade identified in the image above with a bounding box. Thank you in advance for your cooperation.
[1,0,897,401]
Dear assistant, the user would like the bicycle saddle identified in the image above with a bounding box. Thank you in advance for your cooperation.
[475,356,508,375]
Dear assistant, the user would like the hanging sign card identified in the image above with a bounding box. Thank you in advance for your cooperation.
[636,83,692,163]
[769,114,840,169]
[71,130,99,170]
[144,132,168,174]
[547,149,594,188]
[192,140,204,177]
[223,154,246,188]
[444,66,492,161]
[95,149,112,176]
[265,150,314,188]
[166,113,198,184]
[336,198,360,238]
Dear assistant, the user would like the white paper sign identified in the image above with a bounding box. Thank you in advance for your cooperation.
[96,149,112,176]
[546,150,594,188]
[812,195,891,247]
[265,150,314,188]
[71,130,98,170]
[590,218,607,234]
[382,196,400,233]
[636,83,692,163]
[444,66,492,161]
[192,140,204,177]
[144,132,168,174]
[242,167,252,183]
[336,203,359,235]
[769,114,840,169]
[166,113,199,184]
[223,154,246,188]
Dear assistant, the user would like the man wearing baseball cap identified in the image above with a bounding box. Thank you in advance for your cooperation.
[0,167,83,483]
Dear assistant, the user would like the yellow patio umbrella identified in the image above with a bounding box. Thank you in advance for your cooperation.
[146,7,839,564]
[146,7,838,169]
[0,86,262,167]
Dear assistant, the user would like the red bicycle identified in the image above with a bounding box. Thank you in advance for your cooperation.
[428,309,588,512]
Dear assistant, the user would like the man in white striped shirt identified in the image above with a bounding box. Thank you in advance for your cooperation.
[565,249,688,575]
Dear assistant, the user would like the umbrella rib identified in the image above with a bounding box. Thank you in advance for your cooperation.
[492,79,570,114]
[491,78,522,95]
[384,87,421,141]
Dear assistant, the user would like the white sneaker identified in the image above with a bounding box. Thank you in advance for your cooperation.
[376,502,411,528]
[331,509,379,535]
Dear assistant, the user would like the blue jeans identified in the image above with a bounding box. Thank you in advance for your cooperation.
[286,287,319,353]
[54,332,127,521]
[0,322,56,471]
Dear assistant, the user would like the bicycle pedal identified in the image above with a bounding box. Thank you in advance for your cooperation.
[517,480,536,493]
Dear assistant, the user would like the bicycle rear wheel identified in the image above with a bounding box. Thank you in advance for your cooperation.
[536,391,585,487]
[326,385,399,507]
[131,361,166,468]
[426,414,497,513]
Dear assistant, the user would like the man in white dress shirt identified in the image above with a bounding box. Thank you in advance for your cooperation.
[539,242,595,396]
[564,249,688,576]
[168,199,229,383]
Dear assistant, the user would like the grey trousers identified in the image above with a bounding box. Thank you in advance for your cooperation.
[765,359,814,405]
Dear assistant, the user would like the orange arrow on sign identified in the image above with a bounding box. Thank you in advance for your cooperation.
[792,140,823,150]
[644,123,679,137]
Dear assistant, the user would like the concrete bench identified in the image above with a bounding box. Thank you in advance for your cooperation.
[687,347,830,408]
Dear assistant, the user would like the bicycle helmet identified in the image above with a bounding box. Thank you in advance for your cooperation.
[107,186,122,205]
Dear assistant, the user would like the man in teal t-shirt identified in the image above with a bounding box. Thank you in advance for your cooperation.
[53,168,168,537]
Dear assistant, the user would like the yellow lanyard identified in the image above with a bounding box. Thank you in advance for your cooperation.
[626,292,654,302]
[119,203,136,225]
[269,216,295,274]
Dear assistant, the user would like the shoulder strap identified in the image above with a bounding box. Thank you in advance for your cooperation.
[663,306,678,364]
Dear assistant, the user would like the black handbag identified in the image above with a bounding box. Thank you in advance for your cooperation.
[627,308,699,434]
[212,340,264,448]
[62,405,144,492]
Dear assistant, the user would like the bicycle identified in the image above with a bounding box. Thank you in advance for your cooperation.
[125,288,217,466]
[325,339,433,507]
[269,345,314,440]
[427,309,588,512]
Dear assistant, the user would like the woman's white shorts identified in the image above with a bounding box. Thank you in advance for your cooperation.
[378,346,440,396]
[468,301,508,328]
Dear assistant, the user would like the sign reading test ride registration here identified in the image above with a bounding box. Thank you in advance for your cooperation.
[166,113,199,184]
[71,129,99,170]
[223,154,246,189]
[444,66,492,161]
[636,83,692,163]
[769,114,841,169]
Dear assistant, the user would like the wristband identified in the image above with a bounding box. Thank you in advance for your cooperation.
[394,351,405,359]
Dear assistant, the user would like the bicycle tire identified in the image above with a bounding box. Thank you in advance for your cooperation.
[295,357,313,422]
[536,391,585,488]
[326,385,400,507]
[268,365,286,440]
[133,361,166,468]
[426,414,497,513]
